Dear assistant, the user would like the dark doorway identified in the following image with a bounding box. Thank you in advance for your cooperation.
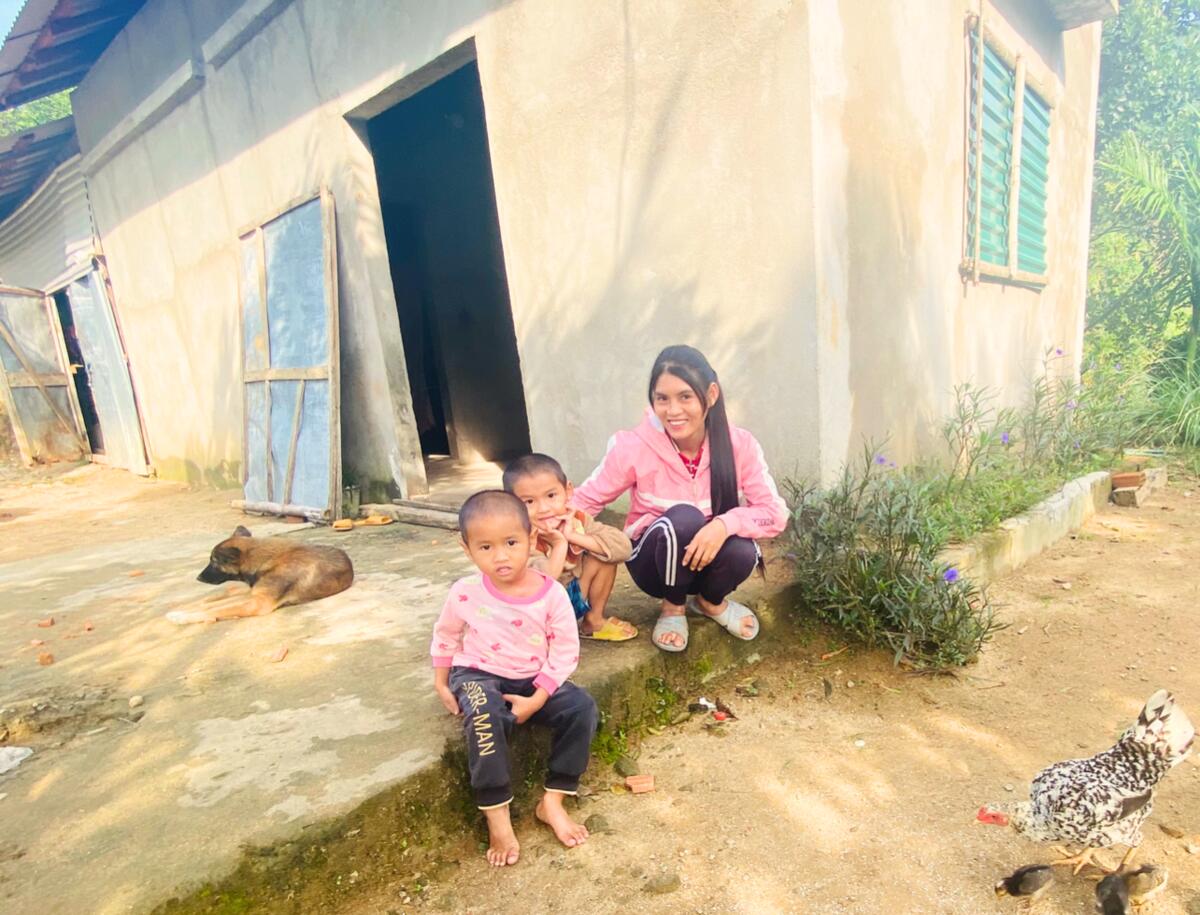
[53,290,103,454]
[368,58,531,471]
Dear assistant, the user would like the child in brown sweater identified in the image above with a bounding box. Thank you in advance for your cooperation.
[503,453,637,642]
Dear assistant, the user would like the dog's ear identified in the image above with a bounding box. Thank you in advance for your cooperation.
[212,545,241,566]
[233,525,252,538]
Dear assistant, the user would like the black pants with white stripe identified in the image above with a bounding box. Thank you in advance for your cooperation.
[626,504,759,606]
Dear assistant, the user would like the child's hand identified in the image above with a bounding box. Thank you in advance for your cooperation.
[436,685,461,717]
[503,691,547,724]
[540,524,568,550]
[560,519,586,545]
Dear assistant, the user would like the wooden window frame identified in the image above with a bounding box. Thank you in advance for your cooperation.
[963,16,1053,289]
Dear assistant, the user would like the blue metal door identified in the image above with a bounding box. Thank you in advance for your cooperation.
[66,269,148,475]
[0,285,88,464]
[238,190,341,520]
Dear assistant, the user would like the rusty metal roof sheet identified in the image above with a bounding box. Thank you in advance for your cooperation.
[0,114,76,221]
[0,0,147,110]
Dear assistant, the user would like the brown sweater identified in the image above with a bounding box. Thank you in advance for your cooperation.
[529,509,632,584]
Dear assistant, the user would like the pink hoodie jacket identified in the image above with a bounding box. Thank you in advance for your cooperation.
[572,409,789,542]
[430,570,579,695]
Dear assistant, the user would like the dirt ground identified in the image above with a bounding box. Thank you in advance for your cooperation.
[345,475,1200,915]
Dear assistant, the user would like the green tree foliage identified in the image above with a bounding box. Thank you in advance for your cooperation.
[0,90,71,138]
[1096,0,1200,157]
[1103,134,1200,373]
[1088,1,1200,355]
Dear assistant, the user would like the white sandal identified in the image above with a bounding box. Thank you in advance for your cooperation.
[652,614,689,652]
[687,597,759,641]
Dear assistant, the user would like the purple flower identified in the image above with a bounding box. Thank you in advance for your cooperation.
[1115,362,1123,371]
[1000,431,1010,445]
[1055,347,1065,356]
[1066,400,1077,410]
[943,568,959,583]
[874,454,888,465]
[1073,439,1081,450]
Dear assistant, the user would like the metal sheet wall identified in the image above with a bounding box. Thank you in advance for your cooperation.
[0,155,94,292]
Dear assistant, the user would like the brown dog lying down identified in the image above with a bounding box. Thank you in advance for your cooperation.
[166,525,354,624]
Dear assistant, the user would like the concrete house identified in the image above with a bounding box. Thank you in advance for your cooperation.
[0,0,1115,519]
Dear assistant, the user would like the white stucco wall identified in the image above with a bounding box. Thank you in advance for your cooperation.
[66,0,1099,492]
[810,0,1100,471]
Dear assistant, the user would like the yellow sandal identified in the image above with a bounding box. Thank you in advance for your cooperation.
[581,617,639,642]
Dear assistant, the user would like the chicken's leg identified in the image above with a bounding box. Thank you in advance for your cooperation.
[1048,846,1118,875]
[1117,845,1139,872]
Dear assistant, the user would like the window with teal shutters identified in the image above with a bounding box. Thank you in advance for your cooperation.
[968,36,1015,268]
[1017,85,1050,275]
[965,22,1051,285]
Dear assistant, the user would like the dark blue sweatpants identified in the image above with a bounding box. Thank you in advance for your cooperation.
[449,666,598,809]
[625,504,759,606]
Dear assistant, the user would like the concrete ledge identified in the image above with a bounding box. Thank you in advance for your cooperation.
[202,0,293,69]
[153,579,796,914]
[362,501,458,530]
[80,59,204,175]
[937,470,1113,587]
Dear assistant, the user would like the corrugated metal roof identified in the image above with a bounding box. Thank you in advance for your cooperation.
[0,152,92,289]
[0,113,76,221]
[0,0,147,110]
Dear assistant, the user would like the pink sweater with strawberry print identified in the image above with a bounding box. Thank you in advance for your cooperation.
[430,570,580,695]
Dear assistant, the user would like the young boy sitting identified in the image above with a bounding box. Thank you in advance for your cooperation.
[503,453,638,642]
[431,489,598,867]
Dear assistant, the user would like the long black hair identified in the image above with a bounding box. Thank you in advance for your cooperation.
[647,345,738,516]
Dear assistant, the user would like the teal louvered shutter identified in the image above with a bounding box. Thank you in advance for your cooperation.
[968,37,1016,268]
[1017,85,1050,275]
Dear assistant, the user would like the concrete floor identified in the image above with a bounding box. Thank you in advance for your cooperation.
[0,464,481,914]
[0,462,735,914]
[414,455,503,507]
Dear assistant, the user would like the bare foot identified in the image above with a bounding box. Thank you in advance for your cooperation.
[166,609,216,625]
[483,805,520,867]
[536,792,589,848]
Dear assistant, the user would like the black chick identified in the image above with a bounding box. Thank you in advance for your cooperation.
[994,864,1054,903]
[1095,873,1130,915]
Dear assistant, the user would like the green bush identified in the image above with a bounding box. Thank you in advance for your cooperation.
[783,352,1156,670]
[785,445,1002,670]
[1144,354,1200,446]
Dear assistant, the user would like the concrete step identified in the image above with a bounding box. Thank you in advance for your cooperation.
[361,501,459,530]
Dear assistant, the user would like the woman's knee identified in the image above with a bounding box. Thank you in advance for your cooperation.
[662,503,707,539]
[720,536,759,566]
[704,536,759,580]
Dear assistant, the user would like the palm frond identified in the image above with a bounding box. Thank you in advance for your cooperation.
[1102,132,1191,251]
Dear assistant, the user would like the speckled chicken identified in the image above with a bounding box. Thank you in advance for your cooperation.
[978,690,1194,873]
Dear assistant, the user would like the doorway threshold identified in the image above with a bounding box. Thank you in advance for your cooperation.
[363,456,504,530]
